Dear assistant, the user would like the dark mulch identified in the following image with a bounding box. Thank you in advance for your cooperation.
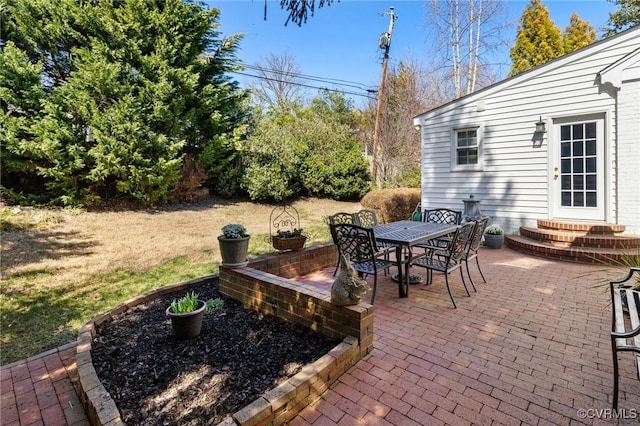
[91,277,340,425]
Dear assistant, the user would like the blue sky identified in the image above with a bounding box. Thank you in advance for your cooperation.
[207,0,617,104]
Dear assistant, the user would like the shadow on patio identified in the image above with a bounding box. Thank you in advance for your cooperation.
[293,247,640,425]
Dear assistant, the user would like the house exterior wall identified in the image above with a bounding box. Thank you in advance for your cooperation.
[415,28,640,234]
[616,78,640,234]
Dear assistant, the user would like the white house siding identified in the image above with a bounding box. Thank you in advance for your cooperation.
[616,78,640,234]
[415,27,640,234]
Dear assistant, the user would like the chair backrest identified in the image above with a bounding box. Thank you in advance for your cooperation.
[329,223,378,264]
[354,209,379,228]
[468,216,490,252]
[329,212,355,225]
[422,208,462,225]
[447,221,476,264]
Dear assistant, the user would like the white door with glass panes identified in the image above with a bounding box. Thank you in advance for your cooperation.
[551,115,605,221]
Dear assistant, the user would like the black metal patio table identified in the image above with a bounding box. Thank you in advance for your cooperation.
[373,220,458,298]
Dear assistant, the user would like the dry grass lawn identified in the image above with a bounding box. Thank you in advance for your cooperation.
[0,197,362,363]
[2,197,360,286]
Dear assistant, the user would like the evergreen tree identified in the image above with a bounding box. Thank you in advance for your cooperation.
[563,13,597,53]
[604,0,640,36]
[1,0,249,205]
[508,0,564,76]
[0,42,46,202]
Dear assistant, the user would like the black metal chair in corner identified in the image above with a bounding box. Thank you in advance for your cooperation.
[329,223,397,305]
[412,221,475,308]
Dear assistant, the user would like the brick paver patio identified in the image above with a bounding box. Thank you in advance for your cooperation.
[293,247,640,425]
[2,247,639,425]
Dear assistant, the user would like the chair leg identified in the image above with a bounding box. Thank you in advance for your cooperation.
[444,274,457,308]
[370,272,378,305]
[612,344,619,410]
[464,261,477,292]
[333,255,340,276]
[459,267,471,296]
[475,257,487,283]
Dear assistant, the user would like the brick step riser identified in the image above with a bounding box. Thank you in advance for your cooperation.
[504,237,629,264]
[537,219,626,235]
[520,228,640,249]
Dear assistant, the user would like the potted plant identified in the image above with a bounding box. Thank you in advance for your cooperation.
[484,224,504,249]
[166,291,224,339]
[272,228,307,251]
[218,224,250,267]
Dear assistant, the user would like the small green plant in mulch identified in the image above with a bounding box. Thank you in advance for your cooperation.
[169,291,224,314]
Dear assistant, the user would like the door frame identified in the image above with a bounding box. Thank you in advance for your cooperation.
[548,111,612,222]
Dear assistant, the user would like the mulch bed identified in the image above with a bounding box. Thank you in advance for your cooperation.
[91,278,340,425]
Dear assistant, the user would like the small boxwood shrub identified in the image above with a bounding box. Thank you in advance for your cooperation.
[360,188,421,223]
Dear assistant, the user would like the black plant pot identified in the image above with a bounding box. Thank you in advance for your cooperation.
[166,300,205,339]
[484,234,504,249]
[218,236,250,267]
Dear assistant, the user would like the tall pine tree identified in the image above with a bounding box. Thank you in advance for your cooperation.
[508,0,564,76]
[563,12,596,53]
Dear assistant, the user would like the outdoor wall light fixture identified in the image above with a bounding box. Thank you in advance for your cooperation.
[535,116,546,133]
[414,124,422,131]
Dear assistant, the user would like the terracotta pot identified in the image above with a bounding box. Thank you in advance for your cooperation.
[218,235,250,267]
[166,300,205,339]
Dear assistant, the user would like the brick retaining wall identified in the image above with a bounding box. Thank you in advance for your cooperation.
[74,243,373,426]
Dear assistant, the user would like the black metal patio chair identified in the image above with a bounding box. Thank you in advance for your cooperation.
[329,212,356,276]
[329,223,398,305]
[461,216,490,287]
[412,221,475,308]
[412,208,463,255]
[353,209,379,228]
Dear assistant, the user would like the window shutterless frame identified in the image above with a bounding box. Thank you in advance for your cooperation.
[451,124,483,171]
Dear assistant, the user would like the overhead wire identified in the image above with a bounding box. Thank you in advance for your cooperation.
[229,60,379,100]
[231,71,378,100]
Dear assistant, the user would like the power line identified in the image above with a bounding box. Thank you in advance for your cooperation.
[230,70,378,100]
[234,61,376,92]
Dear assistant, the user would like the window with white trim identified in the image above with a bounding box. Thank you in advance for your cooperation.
[452,126,482,171]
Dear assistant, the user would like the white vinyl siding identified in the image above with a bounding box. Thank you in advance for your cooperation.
[415,27,640,234]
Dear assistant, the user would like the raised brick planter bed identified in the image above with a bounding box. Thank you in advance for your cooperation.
[73,243,373,426]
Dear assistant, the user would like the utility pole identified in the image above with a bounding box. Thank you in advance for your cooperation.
[371,6,396,188]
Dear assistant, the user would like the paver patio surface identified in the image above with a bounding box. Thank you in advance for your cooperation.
[293,247,640,425]
[2,247,639,425]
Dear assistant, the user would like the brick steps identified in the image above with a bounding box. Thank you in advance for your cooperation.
[505,219,640,264]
